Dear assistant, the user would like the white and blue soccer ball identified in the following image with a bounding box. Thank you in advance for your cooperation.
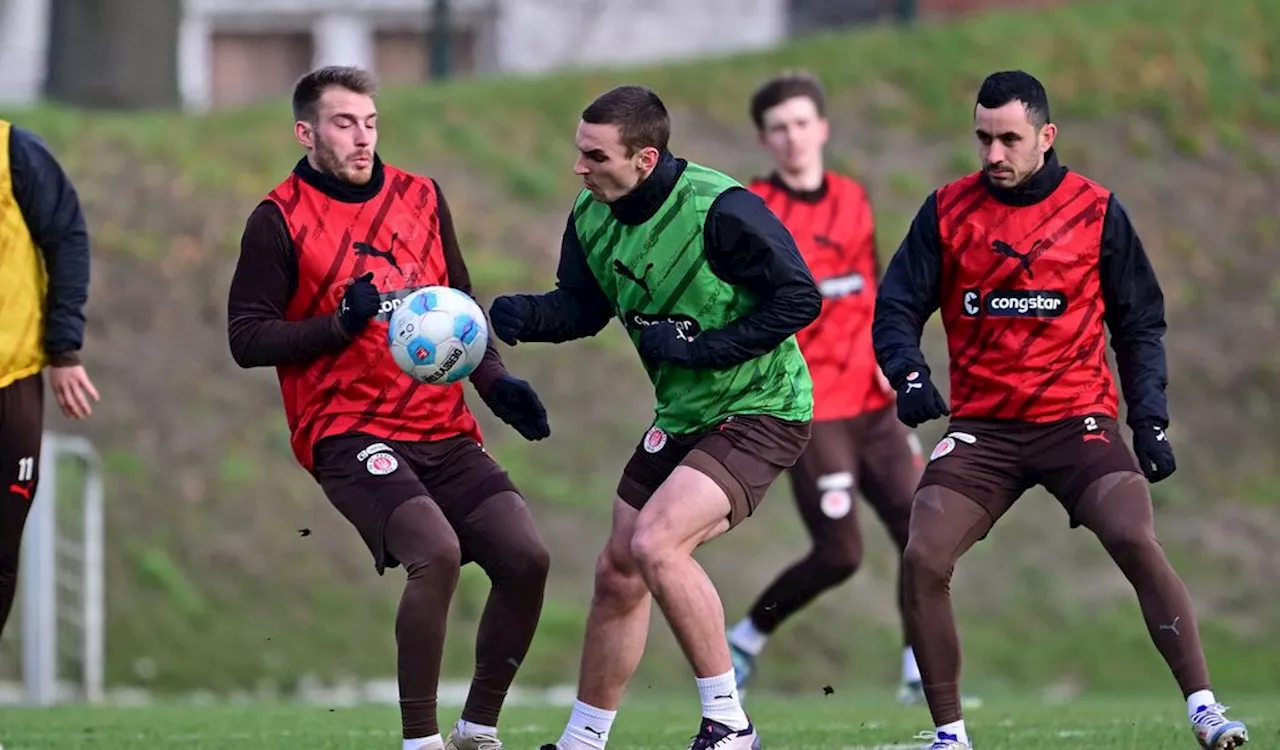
[388,286,489,385]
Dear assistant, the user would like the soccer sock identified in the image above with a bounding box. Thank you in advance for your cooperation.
[696,670,749,731]
[728,617,768,656]
[902,645,922,685]
[1187,689,1217,718]
[454,719,497,738]
[935,720,968,746]
[559,700,616,750]
[403,734,442,750]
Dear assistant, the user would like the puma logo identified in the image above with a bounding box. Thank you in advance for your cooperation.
[613,259,654,299]
[991,239,1045,278]
[354,232,400,271]
[713,692,736,700]
[1160,616,1181,636]
[1082,432,1110,443]
[9,482,32,500]
[583,726,607,738]
[813,234,840,249]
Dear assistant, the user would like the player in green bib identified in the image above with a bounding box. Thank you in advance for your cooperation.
[490,85,820,750]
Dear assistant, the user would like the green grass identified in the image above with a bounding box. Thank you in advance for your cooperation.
[0,692,1273,749]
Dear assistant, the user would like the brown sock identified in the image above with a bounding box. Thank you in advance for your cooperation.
[1072,471,1212,696]
[451,491,550,728]
[901,485,995,727]
[384,496,463,739]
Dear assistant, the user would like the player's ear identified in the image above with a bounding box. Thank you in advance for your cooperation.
[1039,122,1057,154]
[295,120,315,150]
[636,145,660,173]
[816,116,831,146]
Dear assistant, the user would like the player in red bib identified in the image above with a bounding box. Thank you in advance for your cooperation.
[723,71,936,704]
[872,70,1248,750]
[227,66,552,750]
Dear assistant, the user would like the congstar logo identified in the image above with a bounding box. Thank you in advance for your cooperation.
[962,289,1067,318]
[623,311,702,338]
[373,287,429,321]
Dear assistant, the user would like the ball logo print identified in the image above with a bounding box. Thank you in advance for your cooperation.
[388,286,490,385]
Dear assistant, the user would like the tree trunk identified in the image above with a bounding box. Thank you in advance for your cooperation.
[45,0,181,109]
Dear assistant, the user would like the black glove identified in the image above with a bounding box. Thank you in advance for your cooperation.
[488,296,531,346]
[892,368,950,428]
[637,321,701,368]
[1131,422,1176,483]
[338,272,380,334]
[482,375,550,441]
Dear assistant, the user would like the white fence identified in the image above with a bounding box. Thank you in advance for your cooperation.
[17,432,105,705]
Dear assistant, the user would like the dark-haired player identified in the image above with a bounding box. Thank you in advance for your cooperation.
[872,69,1248,750]
[227,65,552,750]
[490,84,820,750]
[0,119,98,649]
[724,70,933,703]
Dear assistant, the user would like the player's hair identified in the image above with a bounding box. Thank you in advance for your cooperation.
[581,85,671,155]
[748,70,827,131]
[292,65,379,124]
[975,70,1051,128]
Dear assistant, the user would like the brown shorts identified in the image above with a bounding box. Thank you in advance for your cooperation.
[788,406,922,545]
[617,414,812,529]
[919,413,1141,526]
[0,373,44,562]
[311,432,518,573]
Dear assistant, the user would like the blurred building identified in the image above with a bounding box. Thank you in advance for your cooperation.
[176,0,786,110]
[0,0,1070,111]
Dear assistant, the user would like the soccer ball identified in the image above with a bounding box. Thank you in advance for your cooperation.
[388,286,489,385]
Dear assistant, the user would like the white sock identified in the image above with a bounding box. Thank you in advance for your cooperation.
[935,720,968,745]
[902,645,922,684]
[559,700,616,750]
[454,719,497,738]
[1188,689,1217,718]
[727,617,768,656]
[696,669,749,731]
[403,734,442,750]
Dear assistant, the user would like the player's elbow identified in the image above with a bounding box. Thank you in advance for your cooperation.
[580,310,613,339]
[796,283,823,329]
[227,321,267,368]
[229,340,262,369]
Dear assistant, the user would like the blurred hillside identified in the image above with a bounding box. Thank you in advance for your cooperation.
[0,0,1277,699]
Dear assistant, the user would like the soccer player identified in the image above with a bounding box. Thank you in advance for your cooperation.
[0,119,98,643]
[872,70,1249,750]
[488,84,820,750]
[227,65,552,750]
[724,70,931,703]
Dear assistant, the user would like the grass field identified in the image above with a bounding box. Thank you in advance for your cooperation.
[0,692,1273,749]
[0,0,1276,704]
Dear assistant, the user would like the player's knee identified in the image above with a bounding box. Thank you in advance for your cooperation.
[387,497,462,579]
[524,536,551,580]
[403,538,462,581]
[629,525,677,579]
[902,539,951,592]
[593,544,646,608]
[813,540,861,583]
[1097,523,1161,570]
